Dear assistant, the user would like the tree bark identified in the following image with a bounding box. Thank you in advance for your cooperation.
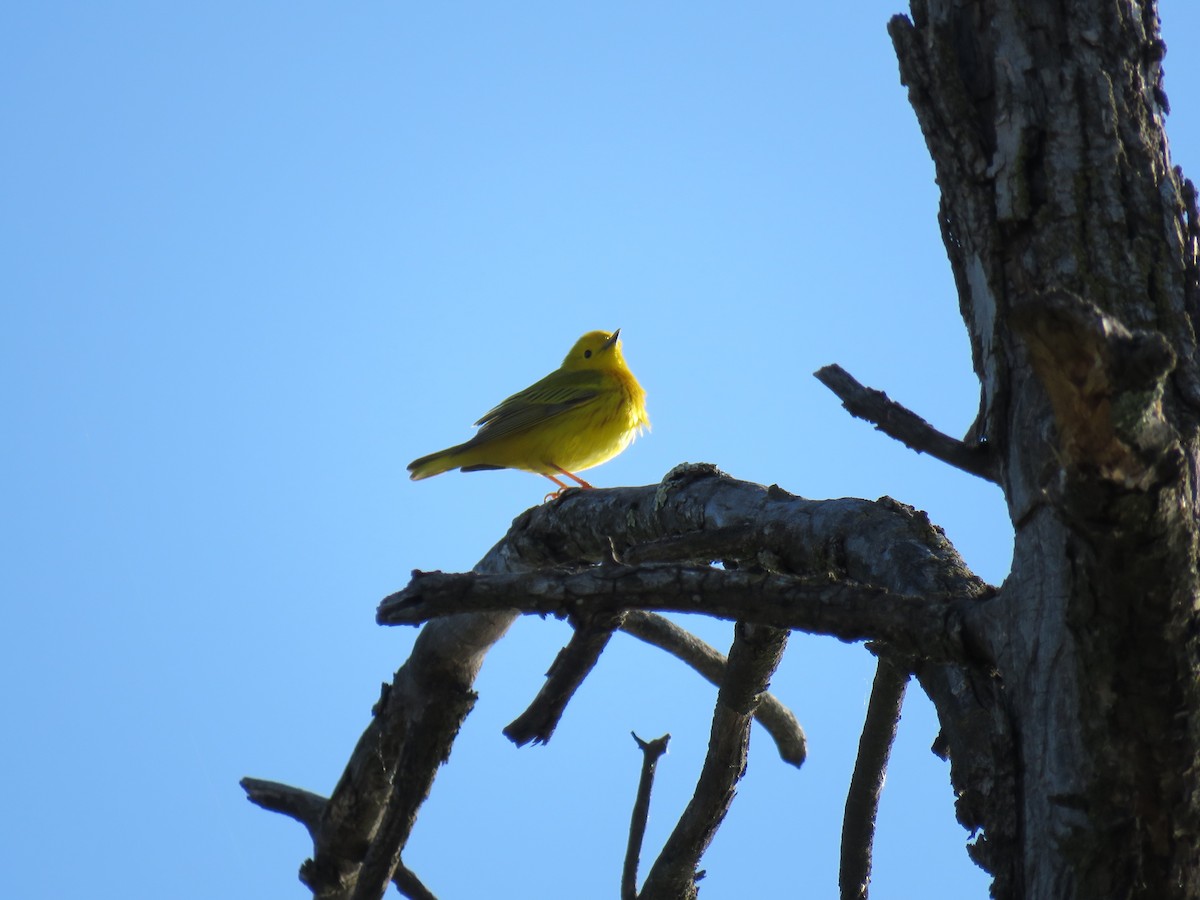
[890,1,1200,896]
[244,3,1200,898]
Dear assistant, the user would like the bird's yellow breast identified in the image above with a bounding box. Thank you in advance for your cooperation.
[406,328,648,486]
[473,367,647,475]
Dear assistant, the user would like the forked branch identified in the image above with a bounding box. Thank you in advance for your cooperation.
[245,465,998,899]
[624,732,671,900]
[815,364,998,483]
[620,610,807,766]
[241,778,438,900]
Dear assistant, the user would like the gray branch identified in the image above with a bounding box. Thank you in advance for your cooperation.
[839,657,909,900]
[378,565,979,664]
[504,608,627,747]
[624,732,671,900]
[815,364,999,483]
[620,610,807,767]
[245,464,998,898]
[241,779,438,900]
[639,622,790,899]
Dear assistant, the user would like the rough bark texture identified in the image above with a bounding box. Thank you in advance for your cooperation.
[248,467,997,898]
[890,1,1200,896]
[244,2,1200,897]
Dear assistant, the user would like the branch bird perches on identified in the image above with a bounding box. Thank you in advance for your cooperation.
[244,464,998,900]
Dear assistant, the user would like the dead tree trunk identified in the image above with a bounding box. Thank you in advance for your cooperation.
[243,2,1200,898]
[887,1,1200,896]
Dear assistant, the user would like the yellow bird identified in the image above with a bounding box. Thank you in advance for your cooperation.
[408,329,649,495]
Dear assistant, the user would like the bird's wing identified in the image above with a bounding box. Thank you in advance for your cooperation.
[470,369,605,442]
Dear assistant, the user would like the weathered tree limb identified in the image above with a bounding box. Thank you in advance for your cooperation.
[888,2,1200,895]
[379,565,981,664]
[503,609,627,746]
[379,866,438,900]
[814,364,999,483]
[349,683,475,900]
[242,777,327,840]
[291,624,490,900]
[241,779,438,900]
[270,532,553,897]
[638,623,790,899]
[624,732,671,900]
[503,601,810,760]
[248,465,998,897]
[839,657,909,900]
[1182,175,1200,404]
[620,610,807,767]
[619,524,762,566]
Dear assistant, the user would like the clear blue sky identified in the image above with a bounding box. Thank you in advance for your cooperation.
[4,3,1198,898]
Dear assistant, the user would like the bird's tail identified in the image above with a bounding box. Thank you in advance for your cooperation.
[407,447,464,480]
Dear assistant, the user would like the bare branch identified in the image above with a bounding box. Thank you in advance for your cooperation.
[623,732,671,900]
[249,466,997,896]
[504,609,627,747]
[639,623,790,899]
[620,610,806,766]
[241,778,326,840]
[390,868,439,900]
[350,687,476,900]
[239,779,438,900]
[840,656,909,900]
[291,660,478,900]
[379,565,979,664]
[815,364,999,483]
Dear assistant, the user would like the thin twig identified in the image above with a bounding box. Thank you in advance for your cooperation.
[504,609,627,746]
[840,656,909,900]
[620,611,806,766]
[815,364,999,483]
[638,623,790,899]
[624,732,671,900]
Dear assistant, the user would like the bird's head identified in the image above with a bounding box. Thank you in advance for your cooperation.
[560,329,627,371]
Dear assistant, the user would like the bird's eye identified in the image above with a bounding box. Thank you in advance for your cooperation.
[584,349,593,358]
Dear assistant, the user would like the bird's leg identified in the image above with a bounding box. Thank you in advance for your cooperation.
[542,472,572,503]
[550,464,594,490]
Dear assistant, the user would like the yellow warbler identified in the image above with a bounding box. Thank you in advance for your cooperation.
[408,329,649,495]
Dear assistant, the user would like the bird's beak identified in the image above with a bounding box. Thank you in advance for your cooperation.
[603,329,621,350]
